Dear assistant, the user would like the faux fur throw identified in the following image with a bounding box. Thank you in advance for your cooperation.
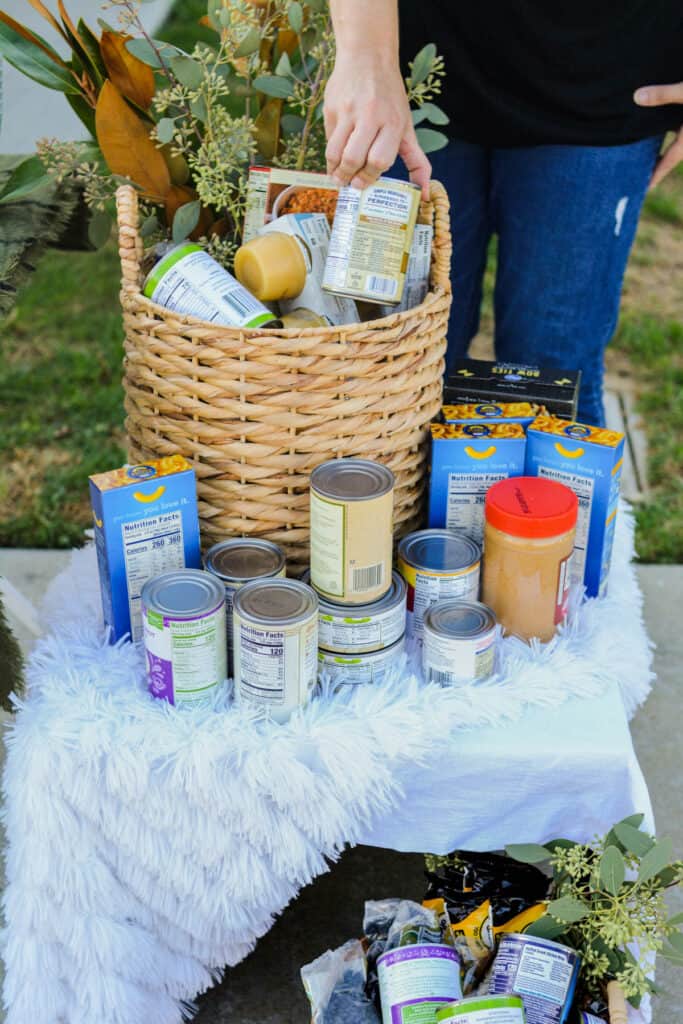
[2,504,653,1024]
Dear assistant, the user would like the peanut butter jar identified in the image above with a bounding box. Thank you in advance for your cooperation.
[482,477,578,642]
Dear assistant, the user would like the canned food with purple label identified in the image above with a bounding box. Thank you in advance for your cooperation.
[378,944,463,1024]
[436,994,525,1024]
[489,933,580,1024]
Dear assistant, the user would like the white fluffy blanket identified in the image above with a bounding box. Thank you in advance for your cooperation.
[2,505,654,1024]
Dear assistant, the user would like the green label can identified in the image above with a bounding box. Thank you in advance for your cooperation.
[436,995,526,1024]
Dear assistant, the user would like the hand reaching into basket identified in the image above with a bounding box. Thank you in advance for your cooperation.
[325,0,432,198]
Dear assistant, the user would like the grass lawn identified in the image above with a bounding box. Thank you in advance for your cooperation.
[0,2,681,559]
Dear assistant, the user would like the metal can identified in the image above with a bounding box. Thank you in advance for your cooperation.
[143,242,280,329]
[436,995,526,1024]
[141,569,227,707]
[279,307,330,328]
[489,933,580,1024]
[310,458,394,605]
[397,530,481,647]
[301,569,406,653]
[232,578,318,723]
[322,177,421,305]
[423,600,497,685]
[378,944,463,1024]
[318,635,405,687]
[204,538,286,678]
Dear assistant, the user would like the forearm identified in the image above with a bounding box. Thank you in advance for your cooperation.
[329,0,399,66]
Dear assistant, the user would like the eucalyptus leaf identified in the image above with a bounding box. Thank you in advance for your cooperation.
[275,51,293,77]
[667,912,683,928]
[157,118,176,144]
[207,3,221,32]
[171,55,204,89]
[599,845,626,896]
[235,27,261,57]
[613,822,655,858]
[281,114,305,136]
[140,214,160,239]
[667,932,683,953]
[219,7,232,27]
[413,101,449,126]
[303,0,326,10]
[523,915,567,941]
[125,38,181,69]
[0,156,50,205]
[253,74,294,99]
[547,896,589,923]
[415,127,449,153]
[409,43,437,86]
[172,200,201,244]
[629,993,643,1009]
[288,1,304,33]
[545,839,580,852]
[638,837,674,884]
[87,210,112,249]
[656,866,679,887]
[662,945,683,966]
[190,95,208,122]
[505,843,550,864]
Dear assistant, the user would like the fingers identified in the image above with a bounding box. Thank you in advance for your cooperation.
[634,82,683,106]
[349,125,400,189]
[649,129,683,189]
[330,123,383,187]
[325,118,354,176]
[398,126,432,200]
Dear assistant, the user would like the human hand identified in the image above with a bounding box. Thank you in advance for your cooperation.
[324,54,431,198]
[634,82,683,188]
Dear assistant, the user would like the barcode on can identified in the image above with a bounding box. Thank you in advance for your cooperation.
[352,563,383,592]
[366,275,398,298]
[427,668,454,684]
[222,289,264,318]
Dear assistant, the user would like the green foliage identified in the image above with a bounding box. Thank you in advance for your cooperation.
[0,18,79,93]
[0,156,51,205]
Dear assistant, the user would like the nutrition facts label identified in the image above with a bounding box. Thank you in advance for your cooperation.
[239,625,286,704]
[446,471,508,544]
[310,491,345,598]
[537,466,593,585]
[122,512,184,641]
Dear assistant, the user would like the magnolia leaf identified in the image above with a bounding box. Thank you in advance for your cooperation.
[547,896,589,923]
[409,42,436,86]
[101,32,155,109]
[124,37,180,69]
[505,843,550,864]
[613,822,655,858]
[172,200,201,243]
[77,18,107,82]
[0,14,79,92]
[254,98,282,161]
[412,101,449,126]
[235,27,261,57]
[25,0,68,42]
[415,127,449,154]
[599,845,626,896]
[95,80,171,199]
[140,213,160,238]
[278,28,299,58]
[0,155,51,204]
[253,74,294,99]
[87,210,112,248]
[66,91,96,135]
[638,837,674,884]
[275,51,293,77]
[157,117,176,144]
[523,915,567,941]
[281,113,305,136]
[288,1,304,33]
[170,55,204,89]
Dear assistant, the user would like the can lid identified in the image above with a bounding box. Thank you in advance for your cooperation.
[311,458,394,501]
[234,578,317,625]
[485,476,578,539]
[424,600,496,639]
[398,529,481,573]
[141,569,224,617]
[204,539,285,582]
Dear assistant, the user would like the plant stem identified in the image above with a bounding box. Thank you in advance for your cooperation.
[296,36,327,170]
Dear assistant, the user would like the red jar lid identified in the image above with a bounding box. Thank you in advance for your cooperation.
[485,476,578,538]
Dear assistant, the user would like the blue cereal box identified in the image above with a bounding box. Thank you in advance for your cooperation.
[89,455,201,643]
[525,416,624,598]
[441,401,543,428]
[429,422,526,544]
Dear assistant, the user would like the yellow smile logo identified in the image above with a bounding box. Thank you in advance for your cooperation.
[554,442,584,459]
[465,445,497,459]
[93,513,103,528]
[133,485,166,503]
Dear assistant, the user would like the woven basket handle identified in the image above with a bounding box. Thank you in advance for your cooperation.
[606,980,628,1024]
[115,178,452,295]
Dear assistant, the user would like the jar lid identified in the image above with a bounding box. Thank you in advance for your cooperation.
[485,477,578,538]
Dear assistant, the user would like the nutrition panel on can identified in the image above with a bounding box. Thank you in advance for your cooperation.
[319,603,405,653]
[378,945,463,1024]
[399,561,480,645]
[235,615,318,714]
[436,995,525,1024]
[490,936,579,1024]
[142,599,226,707]
[424,628,495,684]
[122,511,185,641]
[144,243,276,329]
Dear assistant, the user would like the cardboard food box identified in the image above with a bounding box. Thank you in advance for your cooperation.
[378,223,433,315]
[441,401,543,428]
[525,416,624,598]
[444,360,581,420]
[89,455,201,643]
[243,166,339,242]
[429,422,527,544]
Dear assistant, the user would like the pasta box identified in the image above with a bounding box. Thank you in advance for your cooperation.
[444,360,581,420]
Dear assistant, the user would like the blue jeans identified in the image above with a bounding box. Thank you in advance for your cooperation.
[394,137,661,424]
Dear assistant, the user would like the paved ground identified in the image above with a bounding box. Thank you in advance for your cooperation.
[1,550,681,1022]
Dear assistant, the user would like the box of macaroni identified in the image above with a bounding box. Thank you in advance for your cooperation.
[429,422,527,544]
[441,401,543,428]
[89,455,201,643]
[444,359,581,420]
[525,416,624,598]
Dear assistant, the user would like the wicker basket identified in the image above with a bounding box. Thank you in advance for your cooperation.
[116,181,452,571]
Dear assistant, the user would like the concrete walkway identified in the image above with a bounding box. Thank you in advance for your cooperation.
[1,550,681,1021]
[0,0,173,154]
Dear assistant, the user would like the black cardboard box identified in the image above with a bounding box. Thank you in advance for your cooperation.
[444,360,581,420]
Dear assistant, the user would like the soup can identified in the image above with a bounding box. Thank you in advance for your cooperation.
[141,569,227,708]
[489,933,580,1024]
[397,529,481,646]
[318,635,405,687]
[310,458,394,605]
[204,538,286,677]
[436,995,526,1024]
[322,177,421,305]
[378,944,463,1024]
[423,600,497,685]
[301,569,406,653]
[233,578,318,723]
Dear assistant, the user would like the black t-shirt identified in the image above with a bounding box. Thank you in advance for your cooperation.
[398,0,683,146]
